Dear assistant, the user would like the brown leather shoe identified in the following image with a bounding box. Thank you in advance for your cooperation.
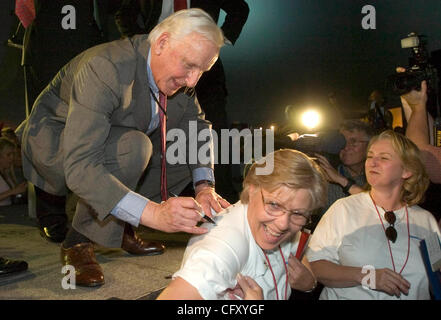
[121,232,165,256]
[60,243,104,287]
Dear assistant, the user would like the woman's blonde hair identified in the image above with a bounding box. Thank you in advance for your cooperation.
[240,149,327,210]
[367,130,429,206]
[148,8,224,48]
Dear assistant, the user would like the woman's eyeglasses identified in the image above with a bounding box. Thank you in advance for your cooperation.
[344,138,369,148]
[384,210,397,243]
[260,189,311,226]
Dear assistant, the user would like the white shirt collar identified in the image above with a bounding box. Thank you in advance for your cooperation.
[147,49,159,95]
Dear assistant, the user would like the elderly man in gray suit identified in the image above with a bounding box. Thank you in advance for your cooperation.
[16,9,230,287]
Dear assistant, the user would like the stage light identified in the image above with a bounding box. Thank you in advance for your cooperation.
[301,110,320,129]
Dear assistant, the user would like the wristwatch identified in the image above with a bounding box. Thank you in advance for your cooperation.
[342,178,356,195]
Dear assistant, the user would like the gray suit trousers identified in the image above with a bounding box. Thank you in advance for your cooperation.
[72,127,192,247]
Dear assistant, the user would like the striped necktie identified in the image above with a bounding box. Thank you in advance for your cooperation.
[159,92,168,201]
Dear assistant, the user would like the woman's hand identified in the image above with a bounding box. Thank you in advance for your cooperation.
[287,254,317,292]
[228,273,264,300]
[371,268,410,298]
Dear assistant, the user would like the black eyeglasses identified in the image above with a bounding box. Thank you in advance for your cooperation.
[384,211,397,243]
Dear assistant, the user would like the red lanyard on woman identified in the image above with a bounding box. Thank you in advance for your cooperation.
[262,245,289,300]
[370,195,410,274]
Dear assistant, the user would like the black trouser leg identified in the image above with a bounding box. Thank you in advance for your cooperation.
[35,186,67,226]
[35,186,68,243]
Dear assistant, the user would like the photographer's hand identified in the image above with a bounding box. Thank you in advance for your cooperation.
[315,153,345,185]
[401,80,428,113]
[315,153,364,195]
[397,72,441,183]
[397,71,430,149]
[396,67,431,151]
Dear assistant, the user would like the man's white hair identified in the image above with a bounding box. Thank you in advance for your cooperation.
[147,8,225,48]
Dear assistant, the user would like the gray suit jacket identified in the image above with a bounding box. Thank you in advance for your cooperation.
[16,34,212,220]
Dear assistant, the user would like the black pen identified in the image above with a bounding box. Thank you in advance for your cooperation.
[168,192,217,225]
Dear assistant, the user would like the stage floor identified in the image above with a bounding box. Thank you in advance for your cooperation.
[0,204,191,300]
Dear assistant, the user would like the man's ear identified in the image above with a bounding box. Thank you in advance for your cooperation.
[154,32,170,55]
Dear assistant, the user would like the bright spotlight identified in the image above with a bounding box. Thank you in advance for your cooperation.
[301,110,320,129]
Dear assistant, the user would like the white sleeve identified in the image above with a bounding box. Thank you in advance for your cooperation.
[173,226,249,300]
[306,201,346,264]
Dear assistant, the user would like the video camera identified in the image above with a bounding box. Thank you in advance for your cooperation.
[387,32,441,146]
[272,128,346,168]
[290,130,346,156]
[387,33,439,96]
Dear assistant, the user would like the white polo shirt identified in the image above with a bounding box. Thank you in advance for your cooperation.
[307,192,441,300]
[173,202,301,300]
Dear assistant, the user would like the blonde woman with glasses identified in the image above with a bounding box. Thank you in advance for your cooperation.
[158,149,327,300]
[307,130,441,299]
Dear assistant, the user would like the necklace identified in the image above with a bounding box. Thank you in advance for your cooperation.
[262,246,289,300]
[369,193,410,274]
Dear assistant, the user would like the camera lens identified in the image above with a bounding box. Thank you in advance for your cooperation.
[387,71,424,95]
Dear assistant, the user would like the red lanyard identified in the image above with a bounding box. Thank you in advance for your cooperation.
[262,246,289,300]
[370,195,410,274]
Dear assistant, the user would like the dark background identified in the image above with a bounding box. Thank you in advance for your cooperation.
[1,0,441,129]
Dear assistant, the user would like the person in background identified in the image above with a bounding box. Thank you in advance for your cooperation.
[0,138,28,277]
[367,89,393,133]
[400,74,441,225]
[307,130,440,300]
[21,0,124,107]
[315,120,374,213]
[0,137,27,206]
[157,149,327,300]
[400,78,441,184]
[1,127,26,188]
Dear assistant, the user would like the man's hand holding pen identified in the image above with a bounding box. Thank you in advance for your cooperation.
[140,196,210,235]
[169,191,218,225]
[139,184,230,235]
